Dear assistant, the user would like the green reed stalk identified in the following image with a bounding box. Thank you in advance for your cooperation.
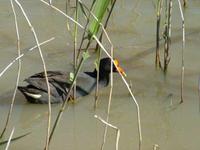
[88,0,111,38]
[76,0,96,61]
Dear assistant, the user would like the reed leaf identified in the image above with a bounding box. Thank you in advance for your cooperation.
[88,0,111,38]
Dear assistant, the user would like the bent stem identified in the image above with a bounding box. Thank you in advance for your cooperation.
[0,38,54,78]
[93,35,142,150]
[0,0,21,139]
[95,115,120,150]
[14,0,52,149]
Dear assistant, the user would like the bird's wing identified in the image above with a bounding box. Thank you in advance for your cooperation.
[75,72,97,97]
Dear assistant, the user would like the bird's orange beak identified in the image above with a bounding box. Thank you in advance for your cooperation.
[114,59,127,77]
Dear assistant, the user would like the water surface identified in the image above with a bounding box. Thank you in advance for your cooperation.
[0,0,200,150]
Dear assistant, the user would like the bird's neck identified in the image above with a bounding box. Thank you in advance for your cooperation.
[84,69,110,86]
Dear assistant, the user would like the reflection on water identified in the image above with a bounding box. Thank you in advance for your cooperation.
[0,0,200,150]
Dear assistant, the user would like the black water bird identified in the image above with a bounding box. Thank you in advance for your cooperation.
[18,57,125,104]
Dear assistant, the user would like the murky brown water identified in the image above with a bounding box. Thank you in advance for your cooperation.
[0,0,200,150]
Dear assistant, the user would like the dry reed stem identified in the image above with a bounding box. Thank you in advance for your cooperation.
[177,0,185,103]
[94,115,120,150]
[94,0,116,108]
[0,38,54,78]
[0,0,21,139]
[40,2,142,149]
[76,0,96,61]
[41,0,84,29]
[65,0,71,30]
[5,127,15,150]
[93,35,142,150]
[101,45,114,150]
[155,0,163,68]
[13,1,51,149]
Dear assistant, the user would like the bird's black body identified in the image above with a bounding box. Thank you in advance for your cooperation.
[18,58,118,104]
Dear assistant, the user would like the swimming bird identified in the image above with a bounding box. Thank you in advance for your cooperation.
[18,57,125,104]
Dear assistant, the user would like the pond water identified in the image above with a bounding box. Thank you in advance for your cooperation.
[0,0,200,150]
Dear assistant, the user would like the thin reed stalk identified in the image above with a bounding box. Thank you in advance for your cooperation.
[101,42,114,150]
[155,0,163,68]
[73,0,79,100]
[76,0,96,60]
[93,34,142,150]
[168,0,173,40]
[66,0,71,30]
[40,3,142,149]
[48,56,87,144]
[177,0,185,103]
[94,47,102,108]
[5,128,15,150]
[13,1,52,149]
[0,38,54,78]
[0,0,21,139]
[94,115,120,150]
[94,0,116,108]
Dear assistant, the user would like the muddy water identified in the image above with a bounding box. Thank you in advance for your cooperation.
[0,0,200,150]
